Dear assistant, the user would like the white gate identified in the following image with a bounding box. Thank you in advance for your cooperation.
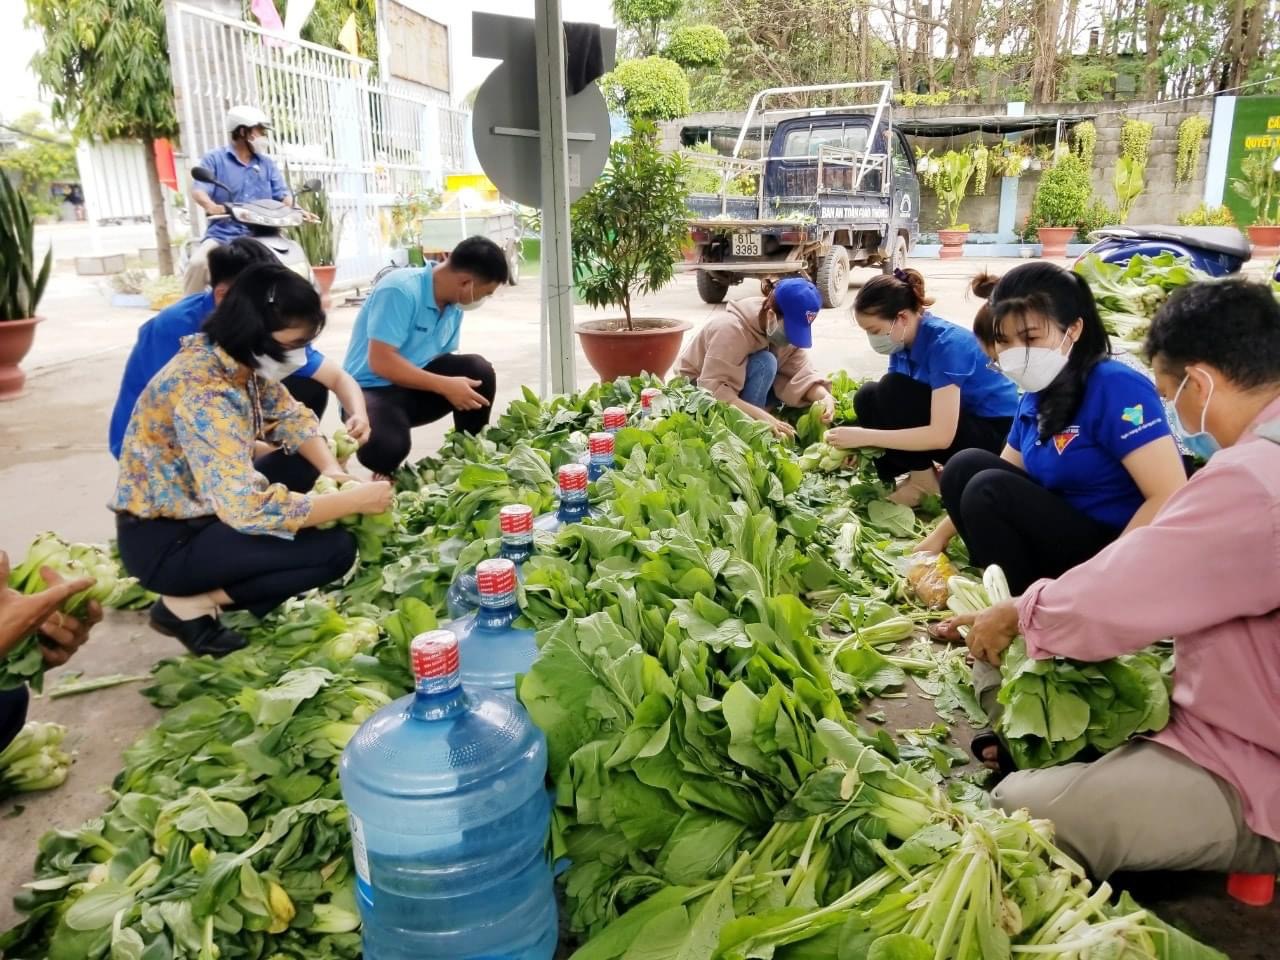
[168,2,469,283]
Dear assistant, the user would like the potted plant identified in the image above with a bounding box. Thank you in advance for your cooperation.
[572,121,693,381]
[1030,154,1092,258]
[0,175,52,399]
[924,150,976,258]
[297,186,342,308]
[1230,149,1280,255]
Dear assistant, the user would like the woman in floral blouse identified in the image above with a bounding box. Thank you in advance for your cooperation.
[112,263,393,656]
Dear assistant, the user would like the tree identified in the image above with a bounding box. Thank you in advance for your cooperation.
[27,0,178,274]
[615,0,684,57]
[0,114,78,218]
[664,24,730,67]
[603,57,692,121]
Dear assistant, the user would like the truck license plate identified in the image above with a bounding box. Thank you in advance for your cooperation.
[732,234,762,257]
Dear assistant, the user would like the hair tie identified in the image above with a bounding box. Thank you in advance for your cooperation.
[892,268,909,283]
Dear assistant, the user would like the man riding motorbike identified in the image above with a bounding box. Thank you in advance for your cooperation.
[183,105,300,295]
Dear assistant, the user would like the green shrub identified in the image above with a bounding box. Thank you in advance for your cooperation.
[1075,200,1118,242]
[1176,203,1235,227]
[602,57,691,122]
[1031,154,1093,228]
[664,25,729,68]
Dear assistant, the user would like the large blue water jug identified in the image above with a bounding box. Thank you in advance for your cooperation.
[338,631,557,960]
[446,504,535,620]
[446,558,537,691]
[534,463,594,534]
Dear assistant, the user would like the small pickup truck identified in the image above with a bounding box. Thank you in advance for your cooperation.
[680,81,920,308]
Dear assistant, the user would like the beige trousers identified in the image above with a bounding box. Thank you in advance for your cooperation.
[182,238,222,295]
[973,661,1280,878]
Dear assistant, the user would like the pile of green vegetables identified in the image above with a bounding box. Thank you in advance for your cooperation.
[1073,252,1210,350]
[0,722,73,801]
[946,567,1173,770]
[3,533,154,692]
[0,376,1220,960]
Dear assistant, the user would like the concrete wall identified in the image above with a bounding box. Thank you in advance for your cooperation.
[663,100,1215,235]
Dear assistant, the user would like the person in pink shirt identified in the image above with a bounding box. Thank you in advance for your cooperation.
[947,278,1280,879]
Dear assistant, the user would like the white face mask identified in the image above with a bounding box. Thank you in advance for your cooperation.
[252,347,308,382]
[250,135,271,157]
[997,331,1072,393]
[458,295,489,313]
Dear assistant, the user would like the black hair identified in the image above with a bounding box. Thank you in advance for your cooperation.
[983,261,1111,440]
[207,237,276,289]
[1146,279,1280,388]
[853,268,936,318]
[449,235,509,285]
[202,262,325,368]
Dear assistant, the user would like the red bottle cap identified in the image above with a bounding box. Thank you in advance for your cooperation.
[410,630,460,682]
[1227,873,1275,907]
[499,504,535,535]
[640,388,662,408]
[558,463,589,493]
[588,432,615,455]
[477,558,517,598]
[602,407,627,429]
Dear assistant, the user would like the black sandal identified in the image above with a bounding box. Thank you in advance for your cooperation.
[970,729,1016,782]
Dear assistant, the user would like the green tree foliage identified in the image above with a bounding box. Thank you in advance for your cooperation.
[1031,154,1093,228]
[602,57,692,122]
[0,114,77,218]
[664,24,730,68]
[26,0,178,273]
[614,0,684,56]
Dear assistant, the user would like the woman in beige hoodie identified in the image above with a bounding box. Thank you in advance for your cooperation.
[674,277,835,437]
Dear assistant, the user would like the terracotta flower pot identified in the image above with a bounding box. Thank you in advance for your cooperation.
[938,229,969,260]
[312,264,337,312]
[575,318,692,382]
[1247,225,1280,257]
[1037,226,1077,259]
[0,317,42,400]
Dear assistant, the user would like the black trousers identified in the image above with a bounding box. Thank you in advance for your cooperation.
[356,353,497,475]
[252,374,329,493]
[116,513,356,619]
[940,449,1122,595]
[853,373,1012,484]
[0,686,29,754]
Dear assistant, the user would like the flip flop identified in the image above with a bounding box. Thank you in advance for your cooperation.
[970,729,1016,781]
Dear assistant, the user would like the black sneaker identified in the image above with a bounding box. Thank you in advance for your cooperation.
[149,600,247,658]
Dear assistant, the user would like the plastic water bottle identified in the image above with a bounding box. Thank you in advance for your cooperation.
[446,558,538,691]
[586,431,615,482]
[639,387,663,419]
[602,406,627,433]
[445,504,535,620]
[534,463,593,533]
[338,631,557,960]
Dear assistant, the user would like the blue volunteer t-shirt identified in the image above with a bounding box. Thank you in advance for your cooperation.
[107,291,323,458]
[343,267,462,388]
[889,312,1019,419]
[198,146,289,243]
[1009,359,1172,529]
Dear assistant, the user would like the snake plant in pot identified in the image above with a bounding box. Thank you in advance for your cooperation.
[296,186,341,308]
[571,121,692,381]
[0,174,52,398]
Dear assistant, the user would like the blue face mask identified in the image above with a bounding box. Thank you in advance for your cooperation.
[1170,370,1221,461]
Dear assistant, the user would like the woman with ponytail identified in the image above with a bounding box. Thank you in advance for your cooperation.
[828,267,1019,505]
[920,261,1186,595]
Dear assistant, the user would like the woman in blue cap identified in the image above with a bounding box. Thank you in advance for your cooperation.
[826,268,1020,505]
[675,276,834,438]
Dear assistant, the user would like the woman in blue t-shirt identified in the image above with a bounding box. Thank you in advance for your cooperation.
[827,268,1020,505]
[918,262,1187,595]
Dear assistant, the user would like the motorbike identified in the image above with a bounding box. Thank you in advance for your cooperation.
[189,166,322,280]
[1077,224,1254,277]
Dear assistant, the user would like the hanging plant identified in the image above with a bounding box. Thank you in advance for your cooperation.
[972,144,989,196]
[1120,119,1154,166]
[1072,121,1097,168]
[1113,119,1154,223]
[1176,115,1210,184]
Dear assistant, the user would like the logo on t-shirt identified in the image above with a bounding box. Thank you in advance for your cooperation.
[1052,426,1080,454]
[1121,404,1145,427]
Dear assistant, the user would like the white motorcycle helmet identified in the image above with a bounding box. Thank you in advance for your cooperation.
[226,105,271,138]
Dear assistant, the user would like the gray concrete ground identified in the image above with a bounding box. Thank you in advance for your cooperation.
[4,245,1272,948]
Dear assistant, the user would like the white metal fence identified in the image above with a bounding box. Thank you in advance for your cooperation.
[169,2,469,283]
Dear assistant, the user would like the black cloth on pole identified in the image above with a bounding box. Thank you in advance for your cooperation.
[564,21,605,95]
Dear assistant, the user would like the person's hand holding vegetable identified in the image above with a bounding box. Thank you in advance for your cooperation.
[343,414,371,446]
[948,599,1020,665]
[825,426,875,449]
[815,392,836,424]
[0,552,101,668]
[767,415,797,440]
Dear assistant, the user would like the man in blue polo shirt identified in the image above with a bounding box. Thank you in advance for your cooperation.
[344,236,508,476]
[110,238,370,490]
[182,105,293,295]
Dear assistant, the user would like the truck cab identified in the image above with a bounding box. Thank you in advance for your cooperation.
[681,82,919,308]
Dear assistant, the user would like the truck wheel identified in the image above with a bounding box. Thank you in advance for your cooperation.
[816,246,850,309]
[882,235,909,276]
[696,269,729,304]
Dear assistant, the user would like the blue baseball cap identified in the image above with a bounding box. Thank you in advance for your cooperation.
[772,277,821,348]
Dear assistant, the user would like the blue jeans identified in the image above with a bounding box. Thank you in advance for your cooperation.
[740,350,779,409]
